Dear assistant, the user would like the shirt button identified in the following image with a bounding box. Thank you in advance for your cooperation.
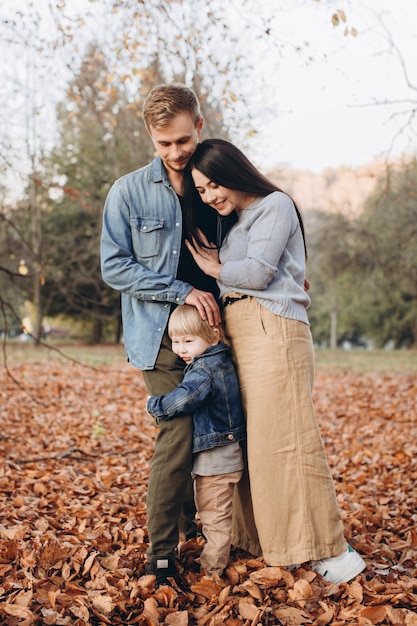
[142,226,147,230]
[176,222,180,227]
[173,250,177,255]
[151,296,156,300]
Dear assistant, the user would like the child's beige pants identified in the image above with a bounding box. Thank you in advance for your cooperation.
[194,470,242,575]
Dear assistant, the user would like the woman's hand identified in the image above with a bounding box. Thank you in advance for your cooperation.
[185,229,222,280]
[185,288,221,326]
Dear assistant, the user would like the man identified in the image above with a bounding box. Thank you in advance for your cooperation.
[100,83,221,587]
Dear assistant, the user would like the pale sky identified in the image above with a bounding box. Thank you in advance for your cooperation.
[1,0,416,198]
[244,0,417,172]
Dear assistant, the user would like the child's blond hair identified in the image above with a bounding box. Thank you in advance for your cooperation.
[168,305,227,345]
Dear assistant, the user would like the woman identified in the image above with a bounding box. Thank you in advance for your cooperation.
[183,138,365,584]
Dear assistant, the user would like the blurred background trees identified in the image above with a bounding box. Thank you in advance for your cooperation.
[304,157,417,348]
[1,0,416,348]
[0,0,236,343]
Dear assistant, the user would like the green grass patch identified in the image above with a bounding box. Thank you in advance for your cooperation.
[314,347,417,374]
[1,341,127,368]
[2,341,417,374]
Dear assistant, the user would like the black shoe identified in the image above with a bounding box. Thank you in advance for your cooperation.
[184,528,205,541]
[145,555,177,588]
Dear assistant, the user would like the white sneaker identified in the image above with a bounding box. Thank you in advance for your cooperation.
[311,544,365,584]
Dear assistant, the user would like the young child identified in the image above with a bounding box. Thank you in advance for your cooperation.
[146,304,245,577]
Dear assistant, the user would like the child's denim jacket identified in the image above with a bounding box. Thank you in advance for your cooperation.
[146,343,245,453]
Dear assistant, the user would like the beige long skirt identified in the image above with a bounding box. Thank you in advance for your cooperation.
[224,296,346,566]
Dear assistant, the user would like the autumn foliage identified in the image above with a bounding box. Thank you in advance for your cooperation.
[1,351,417,625]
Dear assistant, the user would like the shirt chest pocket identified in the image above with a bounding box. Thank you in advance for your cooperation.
[130,217,164,258]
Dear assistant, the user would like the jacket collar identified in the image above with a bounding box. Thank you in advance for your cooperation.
[202,343,229,358]
[148,156,169,184]
[185,343,229,370]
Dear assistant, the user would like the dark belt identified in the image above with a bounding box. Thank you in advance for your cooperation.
[223,294,249,308]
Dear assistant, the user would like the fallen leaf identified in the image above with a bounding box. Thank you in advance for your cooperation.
[190,579,222,599]
[2,355,417,624]
[249,566,283,586]
[165,610,189,625]
[275,606,313,625]
[238,599,260,621]
[91,594,114,614]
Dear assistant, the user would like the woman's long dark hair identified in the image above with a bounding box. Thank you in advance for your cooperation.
[183,138,307,257]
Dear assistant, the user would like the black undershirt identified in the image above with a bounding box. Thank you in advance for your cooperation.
[176,194,220,300]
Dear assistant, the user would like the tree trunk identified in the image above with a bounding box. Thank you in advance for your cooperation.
[29,173,43,343]
[330,289,338,350]
[90,314,103,345]
[115,315,123,344]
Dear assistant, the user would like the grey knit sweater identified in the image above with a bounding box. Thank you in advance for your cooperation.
[218,191,310,324]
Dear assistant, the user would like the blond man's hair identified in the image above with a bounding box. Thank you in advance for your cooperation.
[142,83,202,130]
[168,305,227,346]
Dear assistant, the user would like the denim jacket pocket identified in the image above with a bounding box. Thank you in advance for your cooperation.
[131,217,164,258]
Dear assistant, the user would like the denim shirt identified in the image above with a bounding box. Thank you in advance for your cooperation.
[100,157,195,369]
[146,343,246,453]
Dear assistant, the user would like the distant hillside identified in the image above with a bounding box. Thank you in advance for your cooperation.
[266,160,392,217]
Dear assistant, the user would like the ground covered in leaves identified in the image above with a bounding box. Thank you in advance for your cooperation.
[1,349,417,625]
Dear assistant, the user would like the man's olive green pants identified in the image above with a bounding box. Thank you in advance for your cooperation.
[142,333,197,559]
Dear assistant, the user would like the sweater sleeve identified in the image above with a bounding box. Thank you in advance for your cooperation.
[219,193,298,290]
